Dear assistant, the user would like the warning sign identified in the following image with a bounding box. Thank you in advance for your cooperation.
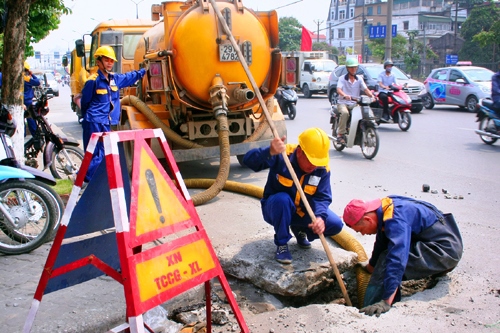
[135,148,190,236]
[136,239,216,302]
[24,129,249,333]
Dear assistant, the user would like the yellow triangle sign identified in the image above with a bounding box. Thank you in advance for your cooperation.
[135,148,191,236]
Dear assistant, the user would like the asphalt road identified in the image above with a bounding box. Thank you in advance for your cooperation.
[38,85,500,331]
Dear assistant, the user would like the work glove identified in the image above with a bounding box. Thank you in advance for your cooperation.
[359,300,391,317]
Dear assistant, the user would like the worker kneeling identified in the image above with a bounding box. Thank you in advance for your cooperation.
[343,196,463,317]
[243,128,343,264]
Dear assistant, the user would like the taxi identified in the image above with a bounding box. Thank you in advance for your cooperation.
[421,65,493,112]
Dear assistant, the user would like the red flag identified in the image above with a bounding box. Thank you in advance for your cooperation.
[300,26,313,51]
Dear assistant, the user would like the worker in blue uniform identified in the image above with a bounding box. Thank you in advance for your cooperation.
[243,127,343,264]
[80,46,147,183]
[23,61,40,136]
[343,196,463,317]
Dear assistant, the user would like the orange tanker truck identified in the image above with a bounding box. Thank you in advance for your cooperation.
[75,0,293,204]
[119,0,288,161]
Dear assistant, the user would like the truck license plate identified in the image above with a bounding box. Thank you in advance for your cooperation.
[219,44,239,62]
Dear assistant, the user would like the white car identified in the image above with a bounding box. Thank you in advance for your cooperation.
[422,66,493,112]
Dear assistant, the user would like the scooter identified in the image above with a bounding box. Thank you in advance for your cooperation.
[475,99,500,145]
[371,84,412,131]
[329,95,380,159]
[25,87,84,179]
[0,107,63,254]
[275,85,298,120]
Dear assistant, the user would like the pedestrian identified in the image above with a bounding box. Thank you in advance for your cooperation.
[243,128,343,264]
[343,195,463,317]
[377,60,398,122]
[336,58,374,144]
[23,61,40,136]
[80,45,147,183]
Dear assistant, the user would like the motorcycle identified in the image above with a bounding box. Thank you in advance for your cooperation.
[275,85,298,120]
[25,87,85,179]
[371,84,412,131]
[475,99,500,145]
[0,107,62,254]
[329,95,380,159]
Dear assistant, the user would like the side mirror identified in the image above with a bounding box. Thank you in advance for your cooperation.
[62,55,68,67]
[456,78,466,84]
[75,39,85,57]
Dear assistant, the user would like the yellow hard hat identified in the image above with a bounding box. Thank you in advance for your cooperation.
[24,61,30,70]
[94,46,117,62]
[298,127,330,166]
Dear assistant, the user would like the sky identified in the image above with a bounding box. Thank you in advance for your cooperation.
[32,0,331,55]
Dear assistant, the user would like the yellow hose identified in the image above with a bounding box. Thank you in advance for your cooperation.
[184,178,370,308]
[120,95,231,205]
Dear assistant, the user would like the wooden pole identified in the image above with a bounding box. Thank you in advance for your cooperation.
[209,0,352,307]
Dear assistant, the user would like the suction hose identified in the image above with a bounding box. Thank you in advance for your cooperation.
[184,178,370,308]
[120,95,231,205]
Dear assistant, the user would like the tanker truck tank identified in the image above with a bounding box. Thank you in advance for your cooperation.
[121,0,286,165]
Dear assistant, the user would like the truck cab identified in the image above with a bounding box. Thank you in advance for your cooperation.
[300,57,337,98]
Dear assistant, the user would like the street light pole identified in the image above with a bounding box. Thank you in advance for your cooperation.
[314,20,324,43]
[129,0,145,19]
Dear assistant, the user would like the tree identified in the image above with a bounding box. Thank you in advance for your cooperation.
[459,3,500,64]
[0,0,69,162]
[312,41,338,55]
[278,17,302,51]
[368,34,408,62]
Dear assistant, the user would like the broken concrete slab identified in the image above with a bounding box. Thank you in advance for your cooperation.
[216,233,358,297]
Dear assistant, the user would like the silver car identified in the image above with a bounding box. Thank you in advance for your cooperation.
[422,66,493,112]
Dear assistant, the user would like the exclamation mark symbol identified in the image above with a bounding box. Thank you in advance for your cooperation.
[145,169,165,224]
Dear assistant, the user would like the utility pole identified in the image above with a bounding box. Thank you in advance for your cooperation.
[384,0,393,61]
[314,20,324,43]
[454,0,458,53]
[129,0,145,19]
[361,0,366,62]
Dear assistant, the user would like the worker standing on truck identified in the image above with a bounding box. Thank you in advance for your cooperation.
[80,46,147,183]
[243,128,343,264]
[343,196,463,317]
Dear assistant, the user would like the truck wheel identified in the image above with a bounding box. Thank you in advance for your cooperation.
[302,84,312,98]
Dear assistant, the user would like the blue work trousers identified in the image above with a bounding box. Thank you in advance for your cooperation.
[82,120,109,183]
[262,192,343,246]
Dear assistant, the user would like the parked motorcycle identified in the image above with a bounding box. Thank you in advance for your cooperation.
[329,95,380,159]
[0,107,62,254]
[25,88,84,179]
[475,99,500,145]
[371,84,412,131]
[275,85,298,120]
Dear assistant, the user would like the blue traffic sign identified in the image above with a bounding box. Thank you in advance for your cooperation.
[446,54,458,65]
[369,25,397,39]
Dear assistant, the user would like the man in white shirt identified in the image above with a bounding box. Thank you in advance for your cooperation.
[336,58,374,144]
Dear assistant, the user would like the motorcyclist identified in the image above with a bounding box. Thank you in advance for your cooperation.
[336,58,375,144]
[23,61,41,136]
[488,68,500,133]
[377,60,398,122]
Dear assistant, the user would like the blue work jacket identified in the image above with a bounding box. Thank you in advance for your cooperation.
[369,195,441,300]
[81,68,145,125]
[24,74,40,106]
[243,144,332,221]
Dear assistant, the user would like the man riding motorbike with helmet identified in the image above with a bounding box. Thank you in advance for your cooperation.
[377,60,398,122]
[336,58,375,144]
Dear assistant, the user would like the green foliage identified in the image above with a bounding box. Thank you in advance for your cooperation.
[0,0,70,62]
[460,3,500,63]
[52,179,73,195]
[312,41,339,54]
[278,16,302,51]
[367,34,408,62]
